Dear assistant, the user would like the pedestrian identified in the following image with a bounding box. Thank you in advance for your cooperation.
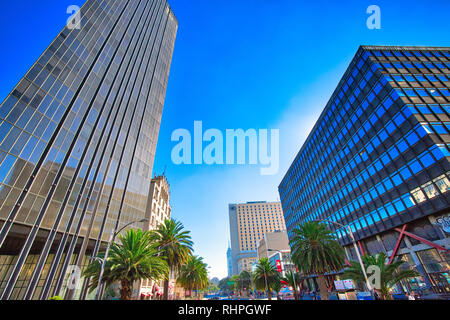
[374,291,380,300]
[414,291,421,300]
[408,291,416,300]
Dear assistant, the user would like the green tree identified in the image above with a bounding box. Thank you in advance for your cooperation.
[177,256,209,299]
[273,278,282,300]
[206,281,219,295]
[153,219,193,300]
[253,258,280,300]
[282,271,302,300]
[238,270,253,296]
[218,277,231,294]
[290,221,345,300]
[343,252,420,300]
[229,274,240,294]
[83,229,168,300]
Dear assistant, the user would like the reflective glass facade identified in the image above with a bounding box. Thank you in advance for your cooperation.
[279,46,449,292]
[0,0,177,300]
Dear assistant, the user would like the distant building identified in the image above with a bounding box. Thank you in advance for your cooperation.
[228,201,286,275]
[210,277,220,286]
[226,245,233,277]
[139,175,175,299]
[145,175,172,230]
[257,230,295,277]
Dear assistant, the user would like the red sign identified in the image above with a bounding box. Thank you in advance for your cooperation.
[275,260,282,273]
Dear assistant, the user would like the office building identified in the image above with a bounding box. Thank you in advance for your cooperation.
[0,0,178,300]
[257,230,295,277]
[228,201,286,275]
[279,46,449,295]
[144,175,172,230]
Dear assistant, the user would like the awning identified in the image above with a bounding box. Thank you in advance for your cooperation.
[141,292,153,297]
[280,287,293,294]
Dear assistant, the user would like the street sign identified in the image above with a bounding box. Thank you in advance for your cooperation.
[334,280,345,291]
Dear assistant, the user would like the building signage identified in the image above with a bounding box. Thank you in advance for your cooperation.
[275,260,282,273]
[334,280,345,291]
[334,280,354,291]
[343,279,355,290]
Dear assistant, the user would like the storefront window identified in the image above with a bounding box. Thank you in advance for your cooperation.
[417,249,450,293]
[397,253,427,292]
[417,249,449,273]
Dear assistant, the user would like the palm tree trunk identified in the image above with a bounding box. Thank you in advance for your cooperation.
[380,288,391,300]
[163,279,169,300]
[293,289,298,300]
[163,268,172,300]
[267,290,272,300]
[120,279,132,300]
[317,275,329,300]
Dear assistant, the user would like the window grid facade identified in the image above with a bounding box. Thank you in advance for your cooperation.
[0,0,177,300]
[228,201,286,275]
[279,46,450,294]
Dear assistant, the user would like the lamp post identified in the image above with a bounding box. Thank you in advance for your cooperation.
[94,218,148,300]
[314,219,372,292]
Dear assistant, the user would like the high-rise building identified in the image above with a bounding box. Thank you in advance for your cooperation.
[0,0,178,300]
[228,201,286,275]
[279,46,450,295]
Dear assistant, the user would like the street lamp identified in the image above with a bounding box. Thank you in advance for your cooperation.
[94,218,148,300]
[314,219,372,292]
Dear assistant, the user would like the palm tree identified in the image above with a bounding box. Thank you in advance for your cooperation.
[253,258,280,300]
[273,278,282,300]
[290,221,345,300]
[83,229,168,300]
[229,274,240,296]
[177,255,209,299]
[238,270,252,297]
[153,219,193,300]
[282,271,302,300]
[218,277,232,295]
[343,252,420,300]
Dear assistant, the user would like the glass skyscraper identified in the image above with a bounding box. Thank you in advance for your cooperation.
[0,0,177,300]
[279,46,449,295]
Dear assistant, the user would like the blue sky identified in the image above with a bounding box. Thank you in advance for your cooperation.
[0,0,449,279]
